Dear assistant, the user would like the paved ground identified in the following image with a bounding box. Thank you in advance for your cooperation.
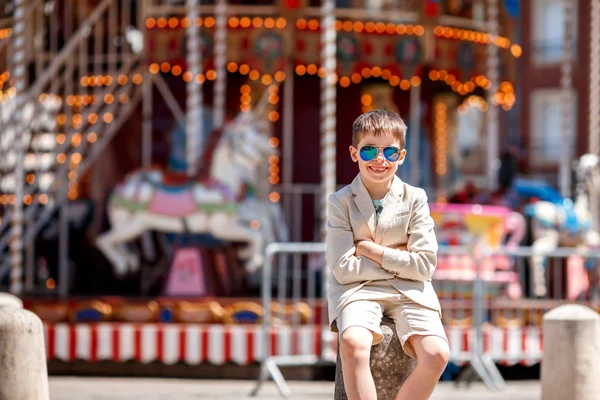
[49,377,540,400]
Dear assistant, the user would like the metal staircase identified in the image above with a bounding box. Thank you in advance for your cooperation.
[0,0,145,293]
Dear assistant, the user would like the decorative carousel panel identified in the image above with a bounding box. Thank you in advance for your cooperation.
[112,301,161,323]
[174,301,226,324]
[223,301,264,324]
[70,301,113,323]
[144,21,516,81]
[146,26,216,71]
[270,302,313,325]
[29,302,70,323]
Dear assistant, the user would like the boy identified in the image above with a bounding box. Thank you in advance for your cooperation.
[326,110,449,400]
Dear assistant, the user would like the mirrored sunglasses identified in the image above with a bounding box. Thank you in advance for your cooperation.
[359,145,401,162]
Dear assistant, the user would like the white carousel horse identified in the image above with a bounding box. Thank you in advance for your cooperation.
[96,104,279,277]
[525,154,600,297]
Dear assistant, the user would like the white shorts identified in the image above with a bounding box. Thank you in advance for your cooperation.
[334,281,448,358]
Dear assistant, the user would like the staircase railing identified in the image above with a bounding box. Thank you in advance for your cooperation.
[0,0,146,292]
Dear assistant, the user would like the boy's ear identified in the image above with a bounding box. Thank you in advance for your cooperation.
[349,146,358,162]
[397,149,407,165]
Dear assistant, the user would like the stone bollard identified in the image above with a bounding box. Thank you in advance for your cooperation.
[334,317,417,400]
[0,292,23,308]
[541,304,600,400]
[0,307,50,400]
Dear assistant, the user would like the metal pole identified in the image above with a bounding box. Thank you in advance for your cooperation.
[560,0,575,197]
[142,75,153,169]
[485,0,499,191]
[320,0,336,242]
[282,27,295,236]
[213,0,227,129]
[9,0,28,295]
[409,84,421,186]
[186,0,203,177]
[142,0,152,169]
[320,0,337,361]
[58,202,69,298]
[589,0,600,230]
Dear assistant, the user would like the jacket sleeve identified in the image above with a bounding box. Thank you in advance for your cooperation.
[326,194,395,285]
[380,189,438,281]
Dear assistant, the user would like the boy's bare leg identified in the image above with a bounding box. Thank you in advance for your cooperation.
[339,326,377,400]
[395,335,450,400]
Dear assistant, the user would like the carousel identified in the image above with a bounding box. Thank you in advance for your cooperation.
[3,0,597,380]
[19,0,535,373]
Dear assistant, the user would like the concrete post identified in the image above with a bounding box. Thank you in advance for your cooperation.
[334,317,417,400]
[541,304,600,400]
[0,307,49,400]
[0,292,23,308]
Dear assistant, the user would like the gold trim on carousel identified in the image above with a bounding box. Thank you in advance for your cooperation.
[69,300,113,323]
[270,302,313,325]
[174,301,226,324]
[495,315,524,329]
[29,303,70,323]
[442,315,472,328]
[524,309,544,327]
[223,301,264,324]
[112,301,160,323]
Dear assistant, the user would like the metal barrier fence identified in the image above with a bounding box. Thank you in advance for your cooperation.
[250,242,329,398]
[250,242,600,397]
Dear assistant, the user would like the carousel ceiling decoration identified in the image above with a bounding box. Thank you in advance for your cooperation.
[144,15,520,82]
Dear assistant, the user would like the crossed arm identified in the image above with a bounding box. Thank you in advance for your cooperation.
[326,191,438,285]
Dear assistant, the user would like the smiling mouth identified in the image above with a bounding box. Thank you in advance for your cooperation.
[369,166,387,173]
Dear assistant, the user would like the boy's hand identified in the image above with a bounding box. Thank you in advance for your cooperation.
[354,240,370,257]
[354,240,384,264]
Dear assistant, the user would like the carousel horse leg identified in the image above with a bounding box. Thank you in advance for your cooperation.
[105,208,142,272]
[207,213,265,273]
[96,212,149,276]
[530,223,559,298]
[119,243,141,272]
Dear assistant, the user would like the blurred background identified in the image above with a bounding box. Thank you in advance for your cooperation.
[0,0,598,397]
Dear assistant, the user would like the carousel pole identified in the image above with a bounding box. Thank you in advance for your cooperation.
[485,0,500,191]
[213,0,227,129]
[186,0,203,176]
[282,20,295,238]
[409,84,421,186]
[10,0,28,295]
[142,0,153,169]
[560,0,575,198]
[589,0,600,230]
[320,0,336,242]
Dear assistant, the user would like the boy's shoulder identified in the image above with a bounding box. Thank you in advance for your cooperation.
[328,184,353,205]
[399,180,428,203]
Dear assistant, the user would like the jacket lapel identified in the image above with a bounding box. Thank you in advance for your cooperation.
[374,176,404,243]
[351,175,376,238]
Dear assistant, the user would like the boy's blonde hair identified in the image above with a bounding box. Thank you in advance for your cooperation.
[351,109,407,149]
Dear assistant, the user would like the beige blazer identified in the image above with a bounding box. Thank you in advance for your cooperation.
[326,174,442,330]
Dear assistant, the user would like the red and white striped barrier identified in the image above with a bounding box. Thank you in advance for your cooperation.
[44,323,543,367]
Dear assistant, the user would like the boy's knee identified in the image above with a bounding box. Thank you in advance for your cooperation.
[428,345,450,371]
[422,343,450,372]
[411,335,450,372]
[340,327,373,360]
